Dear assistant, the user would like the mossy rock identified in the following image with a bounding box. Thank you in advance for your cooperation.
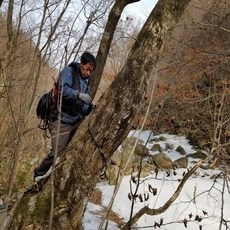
[105,164,119,185]
[122,136,144,147]
[134,144,149,157]
[110,144,148,167]
[176,145,187,155]
[198,139,209,150]
[165,143,174,150]
[187,150,207,159]
[159,136,167,141]
[174,157,188,168]
[148,152,173,170]
[139,160,156,177]
[150,144,163,152]
[151,137,161,142]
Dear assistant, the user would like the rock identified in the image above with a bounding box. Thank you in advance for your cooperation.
[110,149,122,166]
[122,136,144,147]
[198,139,208,150]
[148,152,174,170]
[110,146,148,168]
[174,157,188,168]
[106,136,150,184]
[134,144,149,157]
[150,137,161,142]
[112,136,149,164]
[164,143,174,150]
[140,160,156,177]
[105,164,120,185]
[150,144,163,152]
[176,145,187,155]
[159,136,167,141]
[187,150,207,159]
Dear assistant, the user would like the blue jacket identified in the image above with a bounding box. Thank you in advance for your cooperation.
[57,62,91,124]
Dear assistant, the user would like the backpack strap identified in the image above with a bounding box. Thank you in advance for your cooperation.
[68,62,80,91]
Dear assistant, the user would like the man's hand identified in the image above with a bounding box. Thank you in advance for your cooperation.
[79,93,92,104]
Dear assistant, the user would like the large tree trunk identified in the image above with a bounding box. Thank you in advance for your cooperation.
[9,0,191,229]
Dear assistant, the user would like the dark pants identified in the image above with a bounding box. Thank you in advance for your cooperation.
[34,119,81,180]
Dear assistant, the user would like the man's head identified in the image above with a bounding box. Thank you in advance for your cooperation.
[80,52,96,78]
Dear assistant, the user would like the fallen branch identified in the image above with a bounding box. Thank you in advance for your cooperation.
[121,157,210,229]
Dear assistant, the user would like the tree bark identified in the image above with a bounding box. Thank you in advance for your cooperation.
[9,0,191,229]
[91,0,140,98]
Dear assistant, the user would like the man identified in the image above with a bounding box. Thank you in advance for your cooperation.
[33,52,96,190]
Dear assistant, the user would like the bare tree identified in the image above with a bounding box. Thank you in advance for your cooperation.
[0,0,115,228]
[91,0,140,98]
[5,0,191,229]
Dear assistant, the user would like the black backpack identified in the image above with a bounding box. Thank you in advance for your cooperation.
[36,81,58,134]
[36,63,79,135]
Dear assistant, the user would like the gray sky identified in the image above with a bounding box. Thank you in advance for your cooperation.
[123,0,158,22]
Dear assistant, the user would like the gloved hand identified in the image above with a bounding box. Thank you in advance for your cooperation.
[79,93,92,104]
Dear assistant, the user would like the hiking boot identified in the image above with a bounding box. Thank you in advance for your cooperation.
[23,179,43,196]
[33,179,43,192]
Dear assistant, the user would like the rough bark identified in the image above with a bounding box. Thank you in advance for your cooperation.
[91,0,140,98]
[9,0,191,229]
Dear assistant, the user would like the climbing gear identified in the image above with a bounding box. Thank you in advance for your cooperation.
[36,79,58,136]
[23,180,43,196]
[87,110,107,166]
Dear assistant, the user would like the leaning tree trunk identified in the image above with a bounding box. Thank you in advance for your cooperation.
[91,0,140,98]
[9,0,191,229]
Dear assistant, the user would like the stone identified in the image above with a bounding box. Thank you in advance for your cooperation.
[164,143,174,150]
[176,145,187,155]
[174,157,188,168]
[187,150,207,160]
[148,152,174,170]
[159,136,167,141]
[105,164,120,185]
[150,144,163,152]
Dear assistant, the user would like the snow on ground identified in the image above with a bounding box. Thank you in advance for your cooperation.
[83,131,229,230]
